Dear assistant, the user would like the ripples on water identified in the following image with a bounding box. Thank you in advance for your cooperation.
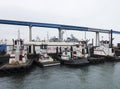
[0,62,120,89]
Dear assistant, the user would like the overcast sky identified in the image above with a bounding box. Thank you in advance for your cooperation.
[0,0,120,45]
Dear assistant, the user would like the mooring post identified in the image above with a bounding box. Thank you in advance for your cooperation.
[29,25,32,42]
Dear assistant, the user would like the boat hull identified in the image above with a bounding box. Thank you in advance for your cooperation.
[91,54,120,62]
[34,59,60,67]
[0,59,34,74]
[88,57,105,63]
[58,57,89,66]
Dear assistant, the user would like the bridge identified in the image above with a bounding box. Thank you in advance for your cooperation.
[0,19,120,46]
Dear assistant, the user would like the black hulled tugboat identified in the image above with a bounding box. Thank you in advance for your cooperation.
[58,41,89,66]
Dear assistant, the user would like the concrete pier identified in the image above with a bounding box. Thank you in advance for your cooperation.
[29,25,32,42]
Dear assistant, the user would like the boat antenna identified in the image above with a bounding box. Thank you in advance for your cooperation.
[85,31,86,40]
[18,29,20,40]
[110,29,113,48]
[15,30,20,61]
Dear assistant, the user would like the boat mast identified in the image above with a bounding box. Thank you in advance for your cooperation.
[110,29,113,48]
[15,30,20,61]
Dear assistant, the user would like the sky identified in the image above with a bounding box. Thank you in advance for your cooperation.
[0,0,120,45]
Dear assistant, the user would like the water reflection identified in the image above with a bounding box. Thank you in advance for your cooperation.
[0,62,120,89]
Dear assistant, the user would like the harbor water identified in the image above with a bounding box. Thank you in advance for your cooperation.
[0,62,120,89]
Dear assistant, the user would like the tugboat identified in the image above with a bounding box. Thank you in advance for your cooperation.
[35,52,60,67]
[87,42,105,63]
[34,45,60,67]
[57,41,89,66]
[114,43,120,56]
[91,40,115,61]
[0,31,33,74]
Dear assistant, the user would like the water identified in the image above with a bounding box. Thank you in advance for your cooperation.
[0,62,120,89]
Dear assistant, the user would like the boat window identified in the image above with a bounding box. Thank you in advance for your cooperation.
[56,47,58,53]
[82,49,85,54]
[28,46,31,53]
[65,52,67,55]
[59,47,62,53]
[73,51,76,54]
[20,40,23,45]
[76,45,79,48]
[15,40,17,45]
[112,48,114,53]
[46,57,49,59]
[117,43,120,48]
[86,48,88,54]
[44,45,47,49]
[40,45,47,49]
[40,45,43,49]
[65,48,67,50]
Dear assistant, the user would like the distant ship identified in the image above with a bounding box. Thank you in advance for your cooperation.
[49,34,79,42]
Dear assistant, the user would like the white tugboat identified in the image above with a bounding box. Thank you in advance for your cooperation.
[93,40,115,58]
[34,44,60,67]
[91,40,120,61]
[0,31,33,74]
[36,52,60,67]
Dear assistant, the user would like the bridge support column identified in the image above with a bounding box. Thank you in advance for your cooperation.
[96,32,100,46]
[58,28,62,42]
[29,25,32,42]
[109,29,113,48]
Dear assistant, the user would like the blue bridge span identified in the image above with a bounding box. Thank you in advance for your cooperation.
[0,19,119,45]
